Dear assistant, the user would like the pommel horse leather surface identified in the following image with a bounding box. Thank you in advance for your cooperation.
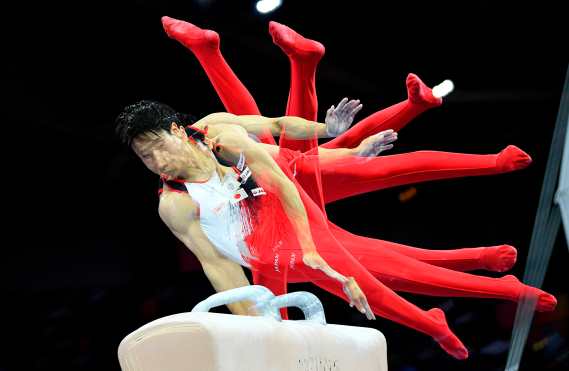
[118,312,387,371]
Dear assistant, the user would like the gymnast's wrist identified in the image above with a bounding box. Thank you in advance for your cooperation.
[319,123,335,138]
[324,123,337,138]
[327,269,349,284]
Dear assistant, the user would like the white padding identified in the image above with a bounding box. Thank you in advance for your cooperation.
[118,312,387,371]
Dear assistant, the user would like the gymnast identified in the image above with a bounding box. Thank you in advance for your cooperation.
[159,15,554,313]
[115,98,555,360]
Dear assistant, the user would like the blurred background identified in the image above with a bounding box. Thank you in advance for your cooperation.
[5,0,568,370]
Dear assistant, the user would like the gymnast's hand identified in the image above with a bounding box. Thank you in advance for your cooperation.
[302,251,375,320]
[342,276,376,320]
[355,129,398,157]
[325,97,363,137]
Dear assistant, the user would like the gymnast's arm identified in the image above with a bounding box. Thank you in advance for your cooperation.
[317,129,398,161]
[196,98,362,139]
[197,112,329,138]
[158,191,259,316]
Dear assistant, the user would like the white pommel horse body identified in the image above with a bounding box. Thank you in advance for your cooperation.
[118,285,388,371]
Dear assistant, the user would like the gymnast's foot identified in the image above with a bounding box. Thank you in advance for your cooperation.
[429,308,469,360]
[406,73,444,107]
[499,275,557,312]
[481,245,517,272]
[496,145,532,172]
[526,287,558,312]
[354,130,398,157]
[161,16,220,51]
[269,21,325,61]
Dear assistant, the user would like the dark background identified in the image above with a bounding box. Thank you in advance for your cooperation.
[5,0,568,370]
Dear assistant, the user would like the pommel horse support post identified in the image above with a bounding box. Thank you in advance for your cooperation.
[118,286,388,370]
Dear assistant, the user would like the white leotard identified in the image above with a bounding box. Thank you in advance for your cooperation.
[184,170,255,268]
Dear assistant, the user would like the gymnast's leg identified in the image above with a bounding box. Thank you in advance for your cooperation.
[327,222,517,272]
[335,233,556,311]
[301,146,532,204]
[161,16,275,144]
[321,73,445,149]
[269,21,330,210]
[269,21,324,152]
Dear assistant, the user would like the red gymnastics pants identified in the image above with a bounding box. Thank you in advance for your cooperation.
[161,17,555,358]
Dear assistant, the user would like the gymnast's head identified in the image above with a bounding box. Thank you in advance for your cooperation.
[115,100,210,180]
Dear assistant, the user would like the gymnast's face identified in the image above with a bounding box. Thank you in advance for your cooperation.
[131,124,196,180]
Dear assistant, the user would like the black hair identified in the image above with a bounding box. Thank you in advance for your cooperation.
[115,100,196,146]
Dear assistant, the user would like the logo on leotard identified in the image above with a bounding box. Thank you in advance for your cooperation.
[230,188,249,204]
[273,253,280,273]
[237,152,246,171]
[251,187,266,196]
[239,167,252,183]
[289,252,296,270]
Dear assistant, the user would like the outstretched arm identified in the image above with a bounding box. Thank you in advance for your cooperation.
[196,98,363,139]
[158,191,258,316]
